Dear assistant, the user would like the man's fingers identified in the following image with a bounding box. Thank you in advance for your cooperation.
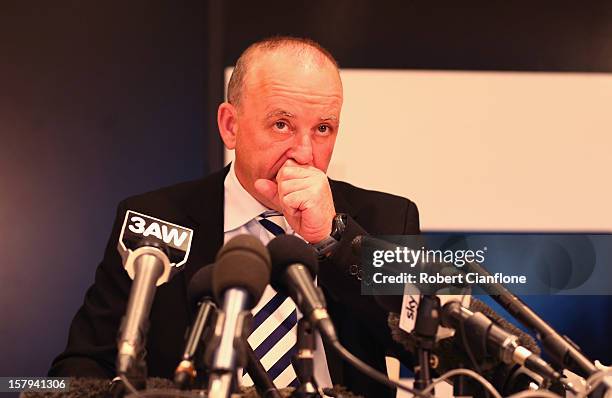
[277,178,312,196]
[281,189,312,211]
[276,164,317,181]
[254,179,280,208]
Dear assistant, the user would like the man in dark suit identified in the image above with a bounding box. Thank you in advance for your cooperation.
[49,36,419,397]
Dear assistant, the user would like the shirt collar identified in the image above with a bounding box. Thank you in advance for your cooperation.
[224,162,270,233]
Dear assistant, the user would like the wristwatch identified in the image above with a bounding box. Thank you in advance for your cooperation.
[311,213,348,259]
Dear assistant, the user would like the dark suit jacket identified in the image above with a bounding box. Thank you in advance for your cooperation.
[49,166,420,397]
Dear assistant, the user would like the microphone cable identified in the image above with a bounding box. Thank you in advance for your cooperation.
[420,368,502,398]
[420,368,567,398]
[328,339,432,398]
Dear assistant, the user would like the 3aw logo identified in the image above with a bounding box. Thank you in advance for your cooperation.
[127,215,189,247]
[118,210,194,267]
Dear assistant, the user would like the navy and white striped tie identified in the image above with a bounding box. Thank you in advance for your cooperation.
[244,210,300,388]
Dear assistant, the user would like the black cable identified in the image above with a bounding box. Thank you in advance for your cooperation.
[420,368,503,398]
[330,340,431,398]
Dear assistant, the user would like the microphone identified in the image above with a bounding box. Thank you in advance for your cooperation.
[115,210,194,377]
[354,235,598,380]
[187,259,280,398]
[267,234,338,344]
[464,260,599,378]
[386,302,566,396]
[175,264,217,389]
[361,224,571,395]
[377,289,553,394]
[267,235,427,398]
[357,235,469,390]
[384,296,541,367]
[440,300,562,382]
[207,234,271,398]
[354,235,471,346]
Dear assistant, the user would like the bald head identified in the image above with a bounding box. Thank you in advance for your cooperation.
[227,36,340,108]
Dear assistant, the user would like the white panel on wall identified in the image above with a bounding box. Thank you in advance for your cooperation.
[224,68,612,231]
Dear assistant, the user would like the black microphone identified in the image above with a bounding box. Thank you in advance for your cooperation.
[188,259,280,398]
[440,300,562,382]
[267,235,338,344]
[385,299,566,396]
[355,235,472,349]
[269,237,427,398]
[464,260,599,378]
[353,236,544,352]
[384,297,541,362]
[175,264,217,389]
[207,234,271,398]
[355,234,598,380]
[115,210,194,377]
[379,291,550,393]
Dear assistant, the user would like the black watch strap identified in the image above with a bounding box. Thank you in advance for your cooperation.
[312,213,348,259]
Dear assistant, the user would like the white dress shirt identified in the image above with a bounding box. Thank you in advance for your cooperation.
[223,162,333,389]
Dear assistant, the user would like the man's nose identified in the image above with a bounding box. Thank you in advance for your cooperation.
[288,132,314,165]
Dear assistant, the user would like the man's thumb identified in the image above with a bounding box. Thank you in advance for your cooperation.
[254,179,280,207]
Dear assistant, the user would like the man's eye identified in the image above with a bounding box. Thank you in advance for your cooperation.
[317,124,331,134]
[275,121,287,130]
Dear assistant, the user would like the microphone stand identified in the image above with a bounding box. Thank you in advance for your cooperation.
[291,318,321,398]
[412,295,440,391]
[245,342,282,398]
[175,299,217,390]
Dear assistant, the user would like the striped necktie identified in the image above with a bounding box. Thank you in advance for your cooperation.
[244,210,300,388]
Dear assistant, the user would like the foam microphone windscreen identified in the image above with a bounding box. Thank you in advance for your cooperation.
[213,234,271,307]
[187,264,214,310]
[266,234,318,295]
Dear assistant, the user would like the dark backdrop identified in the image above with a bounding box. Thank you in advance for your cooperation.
[0,1,206,376]
[1,0,611,378]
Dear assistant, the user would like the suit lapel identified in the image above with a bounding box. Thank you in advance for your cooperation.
[180,165,230,301]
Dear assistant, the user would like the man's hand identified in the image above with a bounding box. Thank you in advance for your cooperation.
[254,160,336,243]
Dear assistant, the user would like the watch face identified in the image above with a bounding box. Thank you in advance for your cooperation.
[332,213,347,240]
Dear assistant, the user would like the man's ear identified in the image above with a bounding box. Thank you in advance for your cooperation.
[217,102,238,149]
